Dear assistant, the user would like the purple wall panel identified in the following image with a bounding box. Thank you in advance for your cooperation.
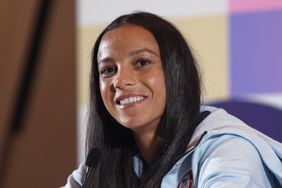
[211,100,282,142]
[230,10,282,96]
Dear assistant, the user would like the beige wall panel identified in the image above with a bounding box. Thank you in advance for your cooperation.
[77,25,106,106]
[172,15,229,102]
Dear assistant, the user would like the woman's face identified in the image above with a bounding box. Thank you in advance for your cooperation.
[97,24,166,134]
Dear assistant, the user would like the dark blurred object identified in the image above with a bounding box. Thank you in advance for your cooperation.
[9,0,52,134]
[85,148,101,168]
[82,148,101,187]
[0,0,53,186]
[0,0,77,187]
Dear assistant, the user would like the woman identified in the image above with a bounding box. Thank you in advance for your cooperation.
[64,12,282,188]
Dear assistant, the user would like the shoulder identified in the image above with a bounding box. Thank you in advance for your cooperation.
[189,106,282,187]
[192,134,274,187]
[61,162,86,188]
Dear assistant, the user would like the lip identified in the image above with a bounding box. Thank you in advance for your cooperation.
[115,94,147,108]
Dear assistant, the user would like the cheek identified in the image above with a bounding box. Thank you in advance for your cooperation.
[147,72,166,104]
[99,81,111,106]
[157,78,166,105]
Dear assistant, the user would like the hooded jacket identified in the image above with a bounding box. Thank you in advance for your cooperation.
[63,106,282,187]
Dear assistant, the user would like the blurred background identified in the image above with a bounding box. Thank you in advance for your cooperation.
[0,0,281,187]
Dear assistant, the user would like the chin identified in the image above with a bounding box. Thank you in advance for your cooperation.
[120,121,144,130]
[118,117,160,133]
[118,119,144,129]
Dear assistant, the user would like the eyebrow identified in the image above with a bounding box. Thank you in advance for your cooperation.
[97,48,159,64]
[128,48,159,57]
[98,57,114,64]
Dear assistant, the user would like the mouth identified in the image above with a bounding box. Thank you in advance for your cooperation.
[116,95,147,108]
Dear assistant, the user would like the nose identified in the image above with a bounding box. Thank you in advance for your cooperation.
[113,66,136,90]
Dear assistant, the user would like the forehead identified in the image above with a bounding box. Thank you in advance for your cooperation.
[98,24,160,57]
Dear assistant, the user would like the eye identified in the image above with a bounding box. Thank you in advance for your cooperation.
[135,59,151,67]
[99,65,116,77]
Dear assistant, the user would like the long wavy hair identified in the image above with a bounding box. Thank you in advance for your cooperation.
[85,12,201,188]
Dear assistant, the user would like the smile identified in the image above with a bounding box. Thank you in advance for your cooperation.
[117,96,146,106]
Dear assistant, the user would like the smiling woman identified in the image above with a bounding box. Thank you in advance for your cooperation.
[98,25,166,162]
[98,25,166,133]
[63,12,282,188]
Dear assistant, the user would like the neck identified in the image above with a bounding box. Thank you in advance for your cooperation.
[132,118,160,164]
[132,124,158,164]
[134,132,156,163]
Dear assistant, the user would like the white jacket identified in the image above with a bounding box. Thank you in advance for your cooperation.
[63,106,282,187]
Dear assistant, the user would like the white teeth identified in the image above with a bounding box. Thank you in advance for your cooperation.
[119,96,144,106]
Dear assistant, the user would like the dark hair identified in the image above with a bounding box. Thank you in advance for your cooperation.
[85,11,201,188]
